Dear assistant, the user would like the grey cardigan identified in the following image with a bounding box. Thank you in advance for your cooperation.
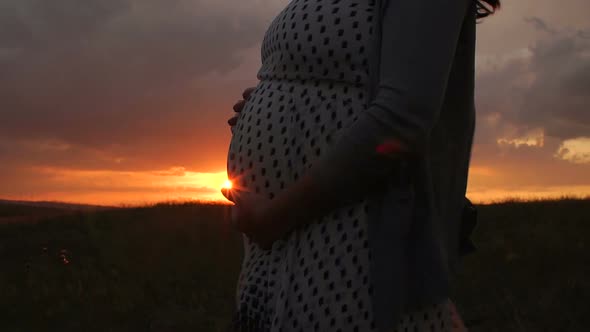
[305,0,477,330]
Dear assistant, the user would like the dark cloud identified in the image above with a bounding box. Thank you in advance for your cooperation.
[524,16,557,34]
[468,19,590,193]
[475,23,590,145]
[0,0,281,171]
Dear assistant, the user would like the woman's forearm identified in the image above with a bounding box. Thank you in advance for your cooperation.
[268,130,406,233]
[268,170,346,231]
[267,172,319,231]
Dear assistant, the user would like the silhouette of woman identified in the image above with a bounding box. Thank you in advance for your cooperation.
[223,1,499,331]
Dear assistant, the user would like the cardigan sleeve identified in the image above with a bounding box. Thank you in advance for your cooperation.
[303,0,471,205]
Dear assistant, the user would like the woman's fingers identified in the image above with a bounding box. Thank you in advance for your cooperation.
[229,86,256,129]
[221,187,230,201]
[448,300,468,332]
[221,187,235,203]
[233,99,246,113]
[222,187,247,205]
[242,86,256,100]
[228,115,239,126]
[234,86,256,113]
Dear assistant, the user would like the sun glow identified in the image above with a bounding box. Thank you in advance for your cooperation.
[223,179,233,189]
[3,166,233,206]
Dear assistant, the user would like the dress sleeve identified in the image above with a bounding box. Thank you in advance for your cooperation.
[303,0,472,204]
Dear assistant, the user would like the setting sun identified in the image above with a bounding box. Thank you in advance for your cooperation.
[223,179,233,190]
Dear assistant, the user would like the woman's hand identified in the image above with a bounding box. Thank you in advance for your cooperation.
[228,86,256,134]
[448,299,469,332]
[221,186,288,250]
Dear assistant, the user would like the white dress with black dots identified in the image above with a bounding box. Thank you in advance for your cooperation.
[226,1,452,331]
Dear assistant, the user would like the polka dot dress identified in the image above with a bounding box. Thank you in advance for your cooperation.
[226,1,452,331]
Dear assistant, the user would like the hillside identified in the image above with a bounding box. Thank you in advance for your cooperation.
[0,199,116,225]
[0,198,588,331]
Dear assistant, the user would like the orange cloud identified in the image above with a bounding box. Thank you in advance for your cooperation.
[555,137,590,164]
[466,185,590,204]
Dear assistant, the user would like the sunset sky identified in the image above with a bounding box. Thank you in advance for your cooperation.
[1,0,589,206]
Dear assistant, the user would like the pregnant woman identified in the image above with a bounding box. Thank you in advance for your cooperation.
[223,0,499,331]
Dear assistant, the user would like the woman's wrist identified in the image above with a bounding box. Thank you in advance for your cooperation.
[264,173,318,234]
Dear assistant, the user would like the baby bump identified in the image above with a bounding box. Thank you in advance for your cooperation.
[268,81,370,183]
[227,80,369,198]
[227,80,298,200]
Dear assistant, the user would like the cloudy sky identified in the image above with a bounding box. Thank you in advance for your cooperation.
[0,0,588,205]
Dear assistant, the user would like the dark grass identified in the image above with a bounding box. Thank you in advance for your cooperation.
[0,198,588,331]
[451,197,590,332]
[0,202,241,332]
[0,202,64,218]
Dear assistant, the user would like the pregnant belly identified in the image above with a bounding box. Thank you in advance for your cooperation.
[227,82,296,200]
[227,80,368,200]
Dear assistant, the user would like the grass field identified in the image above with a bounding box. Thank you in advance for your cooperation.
[0,198,588,332]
